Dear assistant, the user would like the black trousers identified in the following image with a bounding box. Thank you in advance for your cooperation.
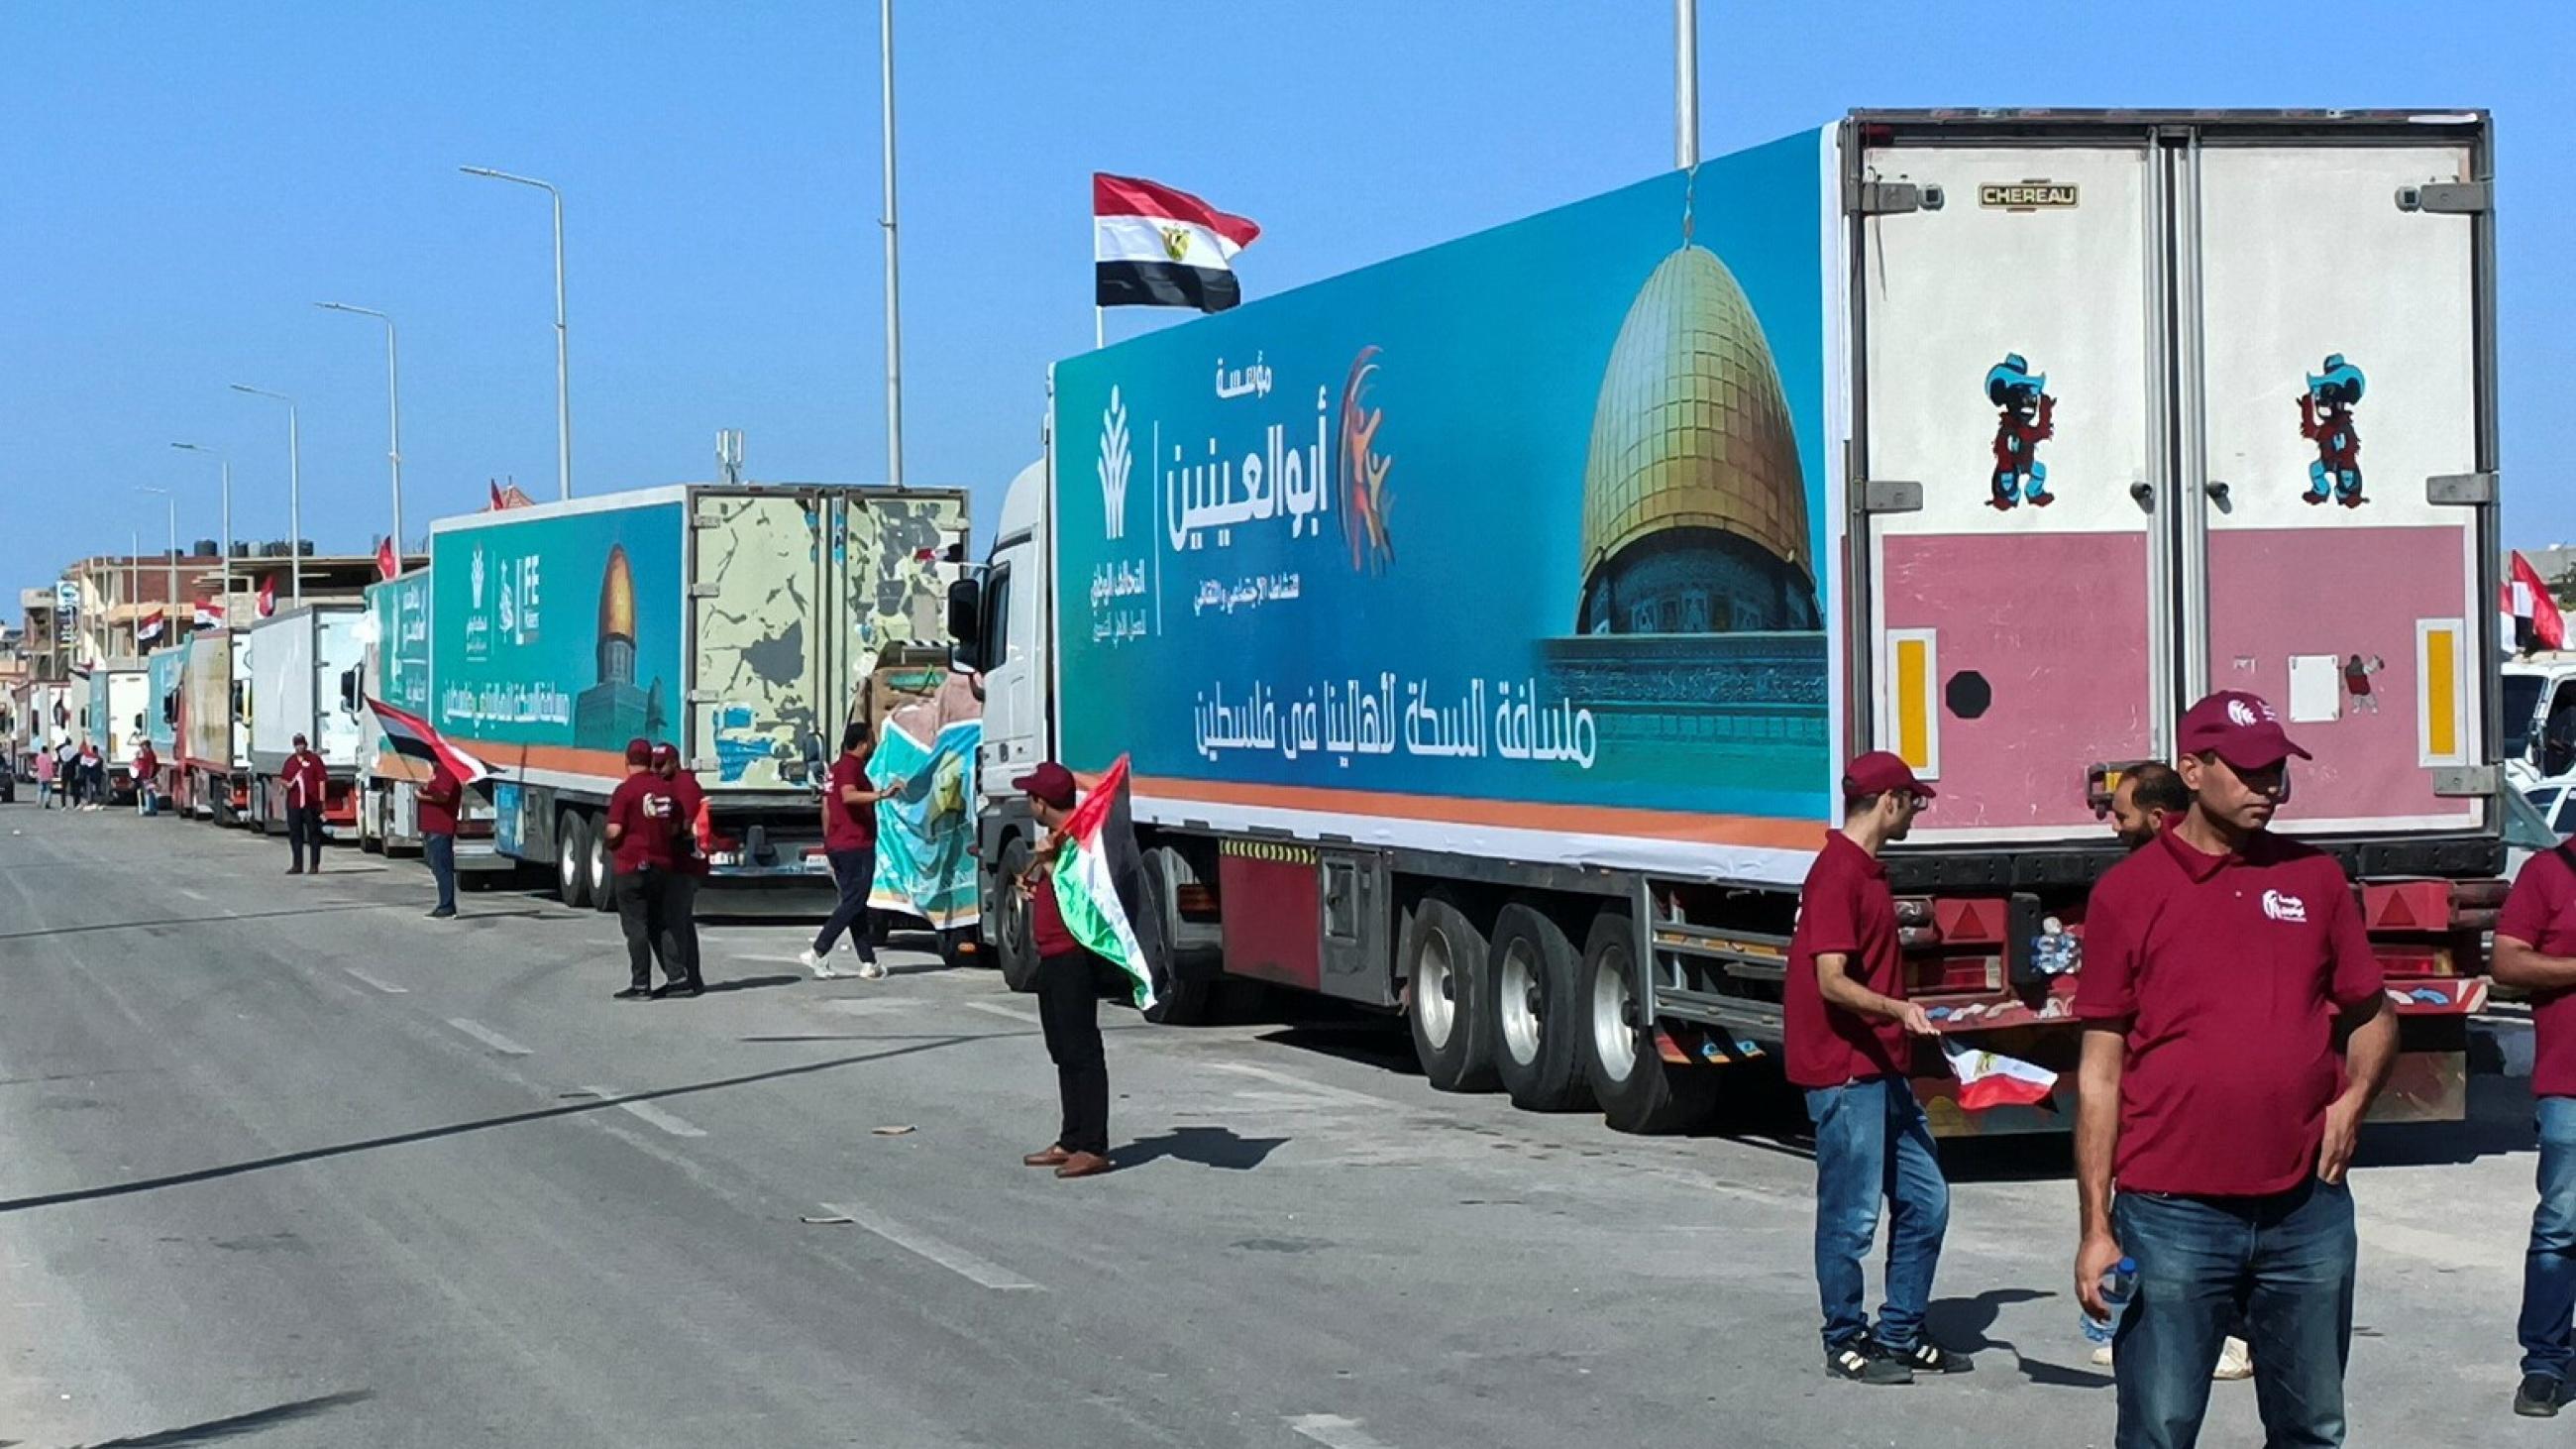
[811,846,878,960]
[286,806,325,870]
[1035,949,1112,1157]
[660,873,702,986]
[613,869,680,989]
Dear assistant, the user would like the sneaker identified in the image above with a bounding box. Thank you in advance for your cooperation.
[426,906,457,920]
[797,947,844,980]
[855,958,889,980]
[612,987,652,1001]
[2213,1336,2252,1382]
[1825,1342,1912,1386]
[1878,1338,1973,1376]
[2517,1373,2563,1418]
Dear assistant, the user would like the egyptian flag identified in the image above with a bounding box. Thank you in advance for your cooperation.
[1942,1039,2059,1111]
[1094,173,1260,313]
[366,695,491,785]
[257,575,277,619]
[136,609,166,645]
[376,537,399,582]
[193,599,224,630]
[2506,551,2566,655]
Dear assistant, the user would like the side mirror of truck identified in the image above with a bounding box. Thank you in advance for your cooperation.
[945,578,981,651]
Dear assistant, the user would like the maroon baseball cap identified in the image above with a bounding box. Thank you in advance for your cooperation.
[624,737,654,766]
[1014,761,1077,808]
[1843,750,1934,801]
[2178,690,2310,770]
[650,742,679,769]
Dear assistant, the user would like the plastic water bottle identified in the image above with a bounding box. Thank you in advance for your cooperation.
[2081,1257,2138,1344]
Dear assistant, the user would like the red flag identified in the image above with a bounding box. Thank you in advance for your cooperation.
[488,480,506,510]
[365,695,492,785]
[257,575,277,619]
[376,537,399,581]
[2507,552,2566,653]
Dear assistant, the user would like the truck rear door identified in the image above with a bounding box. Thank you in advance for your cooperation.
[690,491,831,791]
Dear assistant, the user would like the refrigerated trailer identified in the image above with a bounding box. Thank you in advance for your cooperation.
[949,110,2504,1135]
[428,483,969,909]
[175,630,252,823]
[245,603,367,834]
[82,661,149,800]
[358,570,435,853]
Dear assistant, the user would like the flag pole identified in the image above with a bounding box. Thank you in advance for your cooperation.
[878,0,906,487]
[1094,305,1104,351]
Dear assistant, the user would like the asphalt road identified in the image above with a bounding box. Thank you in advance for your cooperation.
[0,804,2548,1447]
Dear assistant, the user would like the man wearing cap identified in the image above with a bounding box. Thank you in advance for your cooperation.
[418,761,462,920]
[2489,812,2576,1415]
[1012,761,1114,1179]
[1786,750,1967,1386]
[653,742,710,995]
[603,738,687,1001]
[282,733,330,875]
[2074,690,2393,1447]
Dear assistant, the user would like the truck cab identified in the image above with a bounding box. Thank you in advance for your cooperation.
[2505,652,2576,789]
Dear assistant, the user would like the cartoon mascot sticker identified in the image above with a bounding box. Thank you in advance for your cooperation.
[1984,353,2055,510]
[2301,353,2366,507]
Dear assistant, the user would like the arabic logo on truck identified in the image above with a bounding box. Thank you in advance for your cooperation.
[1099,388,1133,542]
[1339,345,1395,574]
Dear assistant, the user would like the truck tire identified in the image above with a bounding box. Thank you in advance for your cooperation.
[1403,894,1498,1093]
[556,813,593,909]
[1579,909,1715,1135]
[995,836,1041,993]
[1486,903,1591,1112]
[1138,863,1213,1026]
[587,820,616,913]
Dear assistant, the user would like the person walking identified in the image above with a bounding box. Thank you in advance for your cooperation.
[134,738,159,817]
[652,742,708,996]
[418,762,462,920]
[281,733,329,874]
[800,723,892,981]
[1785,749,1969,1386]
[34,744,55,810]
[2073,690,2393,1448]
[603,738,684,1001]
[1013,762,1115,1179]
[2492,831,2576,1416]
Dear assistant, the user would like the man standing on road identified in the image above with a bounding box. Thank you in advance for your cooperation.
[282,733,329,874]
[1014,762,1115,1180]
[603,738,686,1001]
[53,735,77,810]
[418,762,462,920]
[77,737,104,811]
[134,737,159,818]
[800,723,891,981]
[652,742,708,996]
[2490,833,2576,1416]
[2074,690,2393,1447]
[1785,749,1969,1386]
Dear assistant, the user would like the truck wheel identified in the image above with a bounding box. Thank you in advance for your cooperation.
[1404,894,1498,1093]
[1580,910,1715,1135]
[1487,903,1591,1112]
[556,813,593,909]
[587,820,616,913]
[1138,864,1213,1026]
[995,836,1041,993]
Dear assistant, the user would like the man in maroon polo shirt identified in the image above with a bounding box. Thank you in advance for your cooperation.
[2492,834,2576,1416]
[2073,690,2393,1448]
[1785,749,1967,1386]
[1013,761,1115,1180]
[603,738,686,1001]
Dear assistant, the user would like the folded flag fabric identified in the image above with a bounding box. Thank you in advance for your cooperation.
[364,694,491,785]
[1941,1038,2059,1111]
[1048,753,1160,1010]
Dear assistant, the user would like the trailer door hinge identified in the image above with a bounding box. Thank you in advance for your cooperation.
[2425,471,2498,506]
[2432,765,2499,797]
[1859,480,1924,515]
[1847,179,1943,216]
[2396,180,2491,215]
[687,583,722,599]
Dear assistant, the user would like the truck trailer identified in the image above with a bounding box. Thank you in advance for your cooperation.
[244,602,367,835]
[81,660,149,801]
[358,570,436,852]
[146,643,183,803]
[428,483,968,907]
[175,630,252,823]
[948,110,2505,1135]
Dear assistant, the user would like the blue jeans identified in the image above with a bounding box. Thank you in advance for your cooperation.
[424,834,457,913]
[2520,1096,2576,1379]
[1805,1074,1949,1352]
[2112,1177,2355,1448]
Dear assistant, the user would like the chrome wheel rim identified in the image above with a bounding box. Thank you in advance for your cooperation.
[1498,938,1543,1065]
[1591,947,1639,1084]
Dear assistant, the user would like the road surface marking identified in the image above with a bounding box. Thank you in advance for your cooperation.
[813,1202,1042,1290]
[582,1086,707,1139]
[344,967,407,994]
[177,887,207,903]
[1208,1061,1396,1111]
[964,1000,1041,1026]
[445,1019,531,1056]
[1285,1414,1398,1449]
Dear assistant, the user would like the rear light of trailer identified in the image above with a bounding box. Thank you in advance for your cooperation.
[1907,955,2004,996]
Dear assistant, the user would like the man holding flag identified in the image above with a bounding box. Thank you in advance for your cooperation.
[1012,758,1159,1180]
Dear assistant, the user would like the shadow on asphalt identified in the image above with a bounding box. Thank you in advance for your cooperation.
[1120,1125,1291,1171]
[1925,1287,2112,1388]
[0,1034,995,1216]
[698,973,801,995]
[68,1389,375,1447]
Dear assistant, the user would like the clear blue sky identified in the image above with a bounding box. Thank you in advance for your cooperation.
[4,0,2567,604]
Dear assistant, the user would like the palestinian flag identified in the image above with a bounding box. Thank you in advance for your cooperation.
[1941,1039,2058,1111]
[1048,754,1164,1010]
[1094,173,1260,314]
[365,695,491,785]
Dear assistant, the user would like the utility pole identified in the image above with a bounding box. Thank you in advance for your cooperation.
[1675,0,1699,169]
[879,0,906,485]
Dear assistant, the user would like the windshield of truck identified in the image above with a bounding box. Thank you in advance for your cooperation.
[2509,783,2562,849]
[2506,674,2545,758]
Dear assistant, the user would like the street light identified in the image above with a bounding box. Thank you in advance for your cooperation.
[460,165,572,500]
[318,302,404,560]
[228,384,302,603]
[138,486,175,643]
[170,443,231,628]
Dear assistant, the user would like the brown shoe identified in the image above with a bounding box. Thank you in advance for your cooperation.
[1021,1145,1071,1168]
[1054,1151,1112,1179]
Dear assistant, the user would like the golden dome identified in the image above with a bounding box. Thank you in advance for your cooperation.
[1578,244,1808,587]
[598,545,635,641]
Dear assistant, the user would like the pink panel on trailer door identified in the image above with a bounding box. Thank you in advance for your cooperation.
[2205,525,2462,827]
[1881,531,2151,832]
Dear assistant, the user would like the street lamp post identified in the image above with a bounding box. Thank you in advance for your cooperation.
[461,166,572,500]
[170,444,231,629]
[138,487,175,640]
[229,385,302,603]
[1675,0,1699,168]
[879,0,906,486]
[319,302,403,560]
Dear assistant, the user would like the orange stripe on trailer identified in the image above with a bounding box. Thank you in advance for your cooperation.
[1111,774,1825,850]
